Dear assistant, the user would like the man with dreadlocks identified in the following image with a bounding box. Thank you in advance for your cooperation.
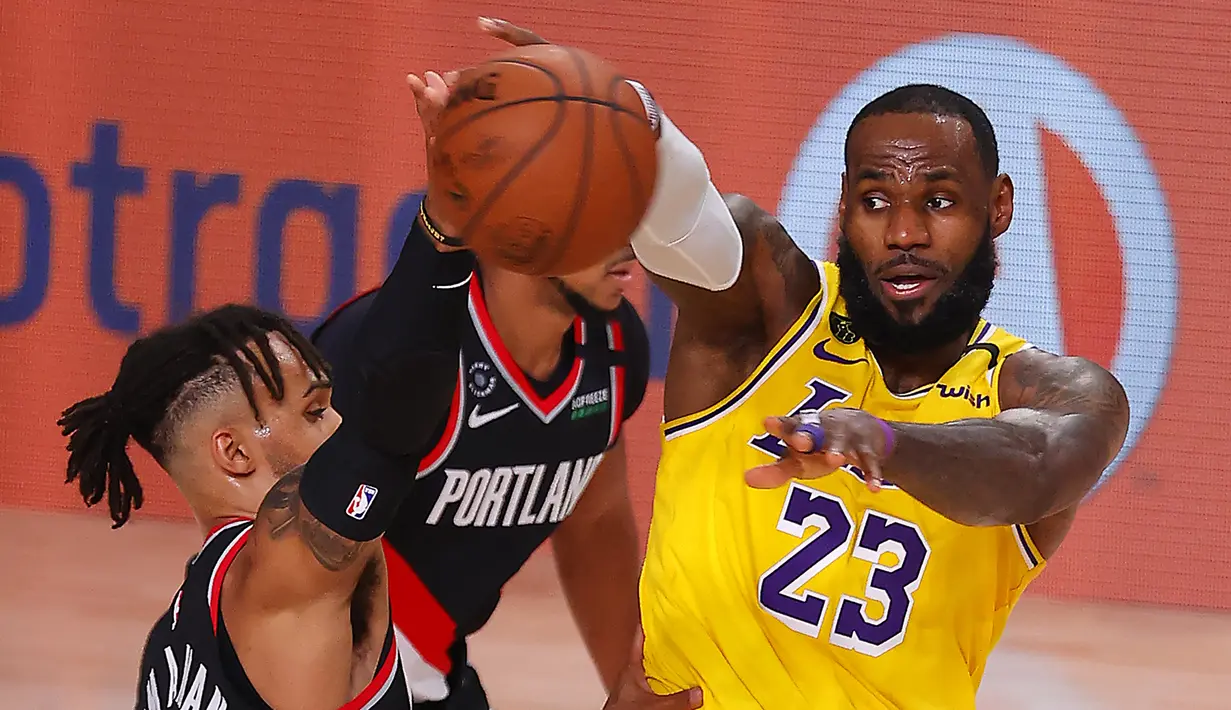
[58,178,479,707]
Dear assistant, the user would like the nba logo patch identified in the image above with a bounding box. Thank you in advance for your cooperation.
[346,484,379,520]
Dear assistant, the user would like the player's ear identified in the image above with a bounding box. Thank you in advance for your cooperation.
[211,428,256,478]
[990,173,1014,239]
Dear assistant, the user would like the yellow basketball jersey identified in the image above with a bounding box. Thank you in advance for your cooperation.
[640,262,1045,710]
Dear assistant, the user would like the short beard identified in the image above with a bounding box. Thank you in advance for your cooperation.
[836,229,996,356]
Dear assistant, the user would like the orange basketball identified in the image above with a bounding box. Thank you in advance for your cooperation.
[428,44,660,276]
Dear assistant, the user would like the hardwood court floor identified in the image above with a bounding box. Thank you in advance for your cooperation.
[2,508,1228,709]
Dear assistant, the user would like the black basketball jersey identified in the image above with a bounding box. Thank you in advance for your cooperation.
[135,519,411,710]
[312,275,650,701]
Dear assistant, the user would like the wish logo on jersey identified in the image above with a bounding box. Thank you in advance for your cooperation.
[425,455,605,528]
[937,384,990,409]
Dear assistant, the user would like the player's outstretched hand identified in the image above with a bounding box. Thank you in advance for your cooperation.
[478,16,550,47]
[405,70,459,152]
[603,629,702,710]
[407,16,546,146]
[745,409,895,492]
[405,68,466,244]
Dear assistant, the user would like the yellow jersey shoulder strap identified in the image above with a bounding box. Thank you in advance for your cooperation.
[960,322,1035,415]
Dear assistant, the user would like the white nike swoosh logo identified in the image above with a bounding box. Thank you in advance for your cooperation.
[433,273,472,290]
[467,403,519,429]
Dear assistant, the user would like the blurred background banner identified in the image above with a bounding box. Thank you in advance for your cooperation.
[3,0,1229,611]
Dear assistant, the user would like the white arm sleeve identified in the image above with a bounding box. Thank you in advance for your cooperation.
[629,112,744,292]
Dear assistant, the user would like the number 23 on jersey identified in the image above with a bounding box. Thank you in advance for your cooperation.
[758,482,932,657]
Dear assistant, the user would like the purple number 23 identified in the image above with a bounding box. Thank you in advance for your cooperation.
[757,482,931,657]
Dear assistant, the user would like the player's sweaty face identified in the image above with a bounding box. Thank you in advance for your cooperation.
[247,336,340,478]
[840,113,994,326]
[556,246,639,312]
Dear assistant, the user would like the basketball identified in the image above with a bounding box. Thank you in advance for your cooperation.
[428,44,660,276]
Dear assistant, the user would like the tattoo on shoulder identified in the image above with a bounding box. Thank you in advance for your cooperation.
[260,467,364,572]
[726,194,801,277]
[763,214,803,279]
[1007,351,1130,424]
[724,193,817,309]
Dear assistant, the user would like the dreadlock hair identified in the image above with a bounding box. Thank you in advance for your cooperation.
[845,84,1000,179]
[57,304,330,529]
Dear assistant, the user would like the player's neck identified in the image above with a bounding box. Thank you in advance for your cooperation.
[189,502,256,540]
[173,463,261,539]
[870,331,975,395]
[480,270,573,381]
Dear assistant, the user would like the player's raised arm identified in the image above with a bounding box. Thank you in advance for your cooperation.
[638,193,820,420]
[227,69,476,658]
[479,17,819,420]
[234,211,473,605]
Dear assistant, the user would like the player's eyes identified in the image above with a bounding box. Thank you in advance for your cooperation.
[927,196,955,210]
[863,196,889,210]
[305,407,328,421]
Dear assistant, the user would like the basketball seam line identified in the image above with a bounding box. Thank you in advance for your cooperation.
[451,64,569,247]
[436,96,648,146]
[547,47,598,274]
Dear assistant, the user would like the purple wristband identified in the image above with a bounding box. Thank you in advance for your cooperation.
[876,418,896,455]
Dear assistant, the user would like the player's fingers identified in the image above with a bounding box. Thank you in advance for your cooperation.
[745,460,799,488]
[406,73,427,98]
[763,416,795,440]
[425,71,448,94]
[786,430,818,455]
[478,16,550,46]
[855,445,884,492]
[772,418,827,457]
[824,426,849,457]
[820,449,847,470]
[443,70,461,88]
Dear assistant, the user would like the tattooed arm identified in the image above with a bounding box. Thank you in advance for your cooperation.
[880,349,1129,531]
[233,466,377,608]
[750,349,1129,556]
[220,464,385,709]
[654,194,821,421]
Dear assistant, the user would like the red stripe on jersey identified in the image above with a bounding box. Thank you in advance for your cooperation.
[209,526,252,634]
[608,321,625,351]
[205,517,250,542]
[340,630,399,710]
[417,357,465,475]
[606,321,626,447]
[382,540,456,674]
[608,365,625,447]
[468,277,584,420]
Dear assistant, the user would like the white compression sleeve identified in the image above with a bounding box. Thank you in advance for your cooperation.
[629,111,743,292]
